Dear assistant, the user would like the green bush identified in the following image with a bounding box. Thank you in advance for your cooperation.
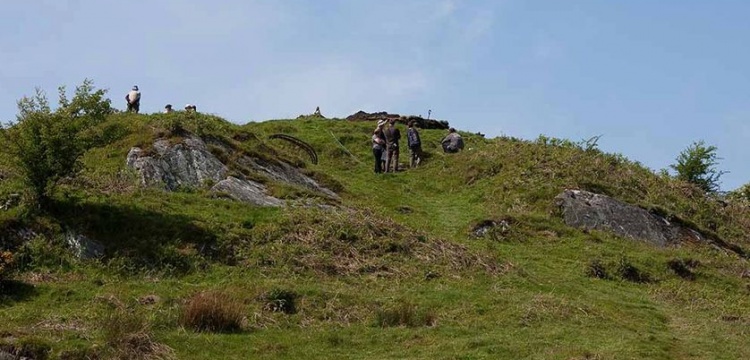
[670,140,725,193]
[1,79,113,207]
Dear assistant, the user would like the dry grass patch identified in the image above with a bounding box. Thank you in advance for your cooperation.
[179,290,245,333]
[101,308,175,360]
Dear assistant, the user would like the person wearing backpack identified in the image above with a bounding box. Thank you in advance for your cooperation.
[407,120,422,168]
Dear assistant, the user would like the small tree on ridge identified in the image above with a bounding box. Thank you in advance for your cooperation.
[670,140,725,193]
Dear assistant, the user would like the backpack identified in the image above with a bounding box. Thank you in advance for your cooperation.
[407,128,421,147]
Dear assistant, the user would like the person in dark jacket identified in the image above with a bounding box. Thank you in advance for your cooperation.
[406,120,422,168]
[372,125,386,173]
[441,128,464,153]
[383,119,401,172]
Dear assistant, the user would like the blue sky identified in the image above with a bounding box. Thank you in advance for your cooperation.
[1,1,749,189]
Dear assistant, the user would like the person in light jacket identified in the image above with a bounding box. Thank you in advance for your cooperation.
[125,85,141,113]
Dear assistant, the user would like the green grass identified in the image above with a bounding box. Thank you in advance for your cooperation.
[0,113,749,359]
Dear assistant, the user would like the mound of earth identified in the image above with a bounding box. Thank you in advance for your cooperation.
[346,111,450,130]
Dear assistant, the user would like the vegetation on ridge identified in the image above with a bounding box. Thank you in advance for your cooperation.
[0,83,749,359]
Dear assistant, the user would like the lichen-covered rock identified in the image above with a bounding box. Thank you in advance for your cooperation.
[555,189,703,247]
[236,156,340,200]
[126,136,227,190]
[211,177,284,207]
[65,232,105,260]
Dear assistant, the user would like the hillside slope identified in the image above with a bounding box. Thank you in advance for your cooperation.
[0,112,749,359]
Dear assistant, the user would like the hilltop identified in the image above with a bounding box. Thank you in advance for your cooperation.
[0,108,749,359]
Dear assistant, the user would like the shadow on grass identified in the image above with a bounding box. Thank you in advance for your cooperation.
[49,199,218,273]
[0,280,38,306]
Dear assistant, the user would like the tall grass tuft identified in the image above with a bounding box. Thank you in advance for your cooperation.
[101,307,175,360]
[179,290,245,333]
[374,301,437,328]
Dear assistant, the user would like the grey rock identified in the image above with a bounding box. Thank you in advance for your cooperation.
[471,219,510,238]
[126,136,227,190]
[0,193,20,211]
[211,177,284,207]
[555,189,704,247]
[237,156,340,200]
[65,232,105,260]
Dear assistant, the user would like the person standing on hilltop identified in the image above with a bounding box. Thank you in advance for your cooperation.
[372,123,386,174]
[383,119,401,172]
[407,120,422,168]
[125,85,141,113]
[441,128,464,153]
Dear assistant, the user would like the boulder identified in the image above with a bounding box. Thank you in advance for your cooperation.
[236,156,340,200]
[555,189,721,248]
[65,232,105,260]
[211,177,284,207]
[126,136,227,190]
[127,135,340,206]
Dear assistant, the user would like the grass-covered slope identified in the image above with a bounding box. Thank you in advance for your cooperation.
[1,112,749,359]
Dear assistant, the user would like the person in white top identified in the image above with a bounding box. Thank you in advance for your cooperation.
[125,86,141,113]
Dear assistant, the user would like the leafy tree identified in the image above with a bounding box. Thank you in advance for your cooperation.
[1,79,113,207]
[670,140,726,193]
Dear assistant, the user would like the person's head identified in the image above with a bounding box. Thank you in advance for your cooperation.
[388,118,396,126]
[132,85,139,91]
[165,104,172,109]
[408,120,416,128]
[449,127,456,133]
[377,119,387,128]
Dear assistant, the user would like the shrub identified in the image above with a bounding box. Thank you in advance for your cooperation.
[585,259,609,279]
[617,257,652,283]
[0,251,13,281]
[667,258,700,280]
[179,290,245,333]
[0,79,113,207]
[263,289,298,314]
[374,301,437,328]
[670,140,725,193]
[0,337,52,360]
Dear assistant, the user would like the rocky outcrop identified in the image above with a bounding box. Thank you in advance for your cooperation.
[126,135,339,206]
[65,232,105,260]
[236,156,339,200]
[346,111,450,130]
[555,189,746,256]
[211,177,283,207]
[126,137,227,190]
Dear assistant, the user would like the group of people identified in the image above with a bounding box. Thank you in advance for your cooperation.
[124,85,197,114]
[371,119,464,174]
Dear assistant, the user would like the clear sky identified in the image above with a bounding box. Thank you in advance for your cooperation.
[1,1,748,190]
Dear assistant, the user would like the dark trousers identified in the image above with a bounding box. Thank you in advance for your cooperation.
[409,146,422,168]
[373,147,384,173]
[127,102,140,114]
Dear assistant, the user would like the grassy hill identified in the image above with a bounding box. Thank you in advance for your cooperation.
[1,111,749,359]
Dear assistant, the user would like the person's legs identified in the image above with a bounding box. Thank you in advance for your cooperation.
[385,147,394,173]
[392,147,399,172]
[133,103,140,114]
[373,148,383,173]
